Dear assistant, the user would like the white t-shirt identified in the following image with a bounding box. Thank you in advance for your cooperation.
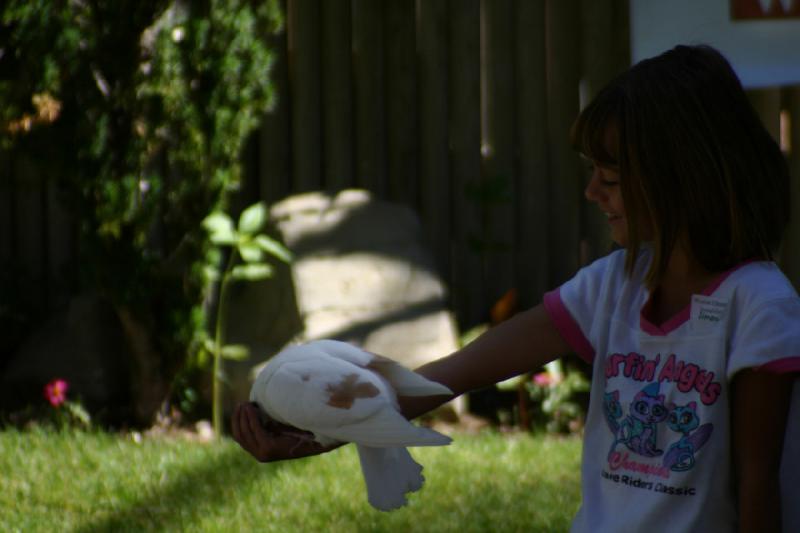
[543,248,800,533]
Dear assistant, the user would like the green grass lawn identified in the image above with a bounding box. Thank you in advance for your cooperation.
[0,428,581,532]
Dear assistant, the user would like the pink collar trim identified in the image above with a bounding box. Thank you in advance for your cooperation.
[639,260,755,336]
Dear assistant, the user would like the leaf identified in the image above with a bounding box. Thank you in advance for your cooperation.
[255,235,292,262]
[232,263,273,280]
[238,202,267,235]
[203,338,216,354]
[195,349,209,368]
[65,401,92,427]
[204,265,221,281]
[215,368,229,384]
[221,344,250,360]
[238,241,263,263]
[203,212,237,245]
[496,375,525,391]
[459,323,489,348]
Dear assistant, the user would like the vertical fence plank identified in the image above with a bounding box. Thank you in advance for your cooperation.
[417,0,451,282]
[288,0,322,192]
[321,0,354,192]
[0,151,12,265]
[580,0,629,101]
[748,88,782,143]
[352,0,387,197]
[747,87,781,142]
[749,87,790,286]
[46,181,74,310]
[782,86,800,289]
[545,0,583,286]
[15,159,45,308]
[258,0,292,205]
[384,0,418,207]
[480,0,516,309]
[449,0,483,326]
[514,0,549,310]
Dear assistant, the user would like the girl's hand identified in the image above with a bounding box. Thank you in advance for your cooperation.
[231,402,338,462]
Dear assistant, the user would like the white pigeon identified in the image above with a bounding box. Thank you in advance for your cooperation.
[249,339,453,511]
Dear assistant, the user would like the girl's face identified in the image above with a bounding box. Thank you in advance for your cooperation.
[584,160,628,246]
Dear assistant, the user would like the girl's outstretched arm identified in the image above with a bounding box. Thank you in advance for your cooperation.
[731,368,794,533]
[399,303,572,419]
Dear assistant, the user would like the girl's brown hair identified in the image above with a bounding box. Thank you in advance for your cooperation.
[572,45,790,287]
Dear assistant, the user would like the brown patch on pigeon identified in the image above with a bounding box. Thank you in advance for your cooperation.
[326,373,379,409]
[366,352,393,365]
[366,353,394,378]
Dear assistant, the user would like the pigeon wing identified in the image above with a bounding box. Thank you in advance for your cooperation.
[367,356,453,397]
[305,339,374,366]
[320,400,451,447]
[308,339,453,398]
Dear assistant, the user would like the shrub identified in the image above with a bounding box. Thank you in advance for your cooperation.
[0,0,282,424]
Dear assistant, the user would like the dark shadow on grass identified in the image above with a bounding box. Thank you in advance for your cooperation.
[74,443,284,533]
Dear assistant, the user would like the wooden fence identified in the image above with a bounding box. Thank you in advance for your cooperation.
[242,0,800,326]
[241,0,632,327]
[3,0,800,333]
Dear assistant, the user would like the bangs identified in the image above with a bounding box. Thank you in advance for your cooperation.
[570,85,622,167]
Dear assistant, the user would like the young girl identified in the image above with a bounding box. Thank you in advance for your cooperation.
[232,45,799,532]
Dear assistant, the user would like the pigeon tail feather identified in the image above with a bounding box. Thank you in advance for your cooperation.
[356,445,425,511]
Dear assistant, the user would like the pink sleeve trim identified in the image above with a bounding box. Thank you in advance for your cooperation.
[543,288,595,364]
[758,356,800,374]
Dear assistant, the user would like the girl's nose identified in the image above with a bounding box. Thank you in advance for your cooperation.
[584,174,603,203]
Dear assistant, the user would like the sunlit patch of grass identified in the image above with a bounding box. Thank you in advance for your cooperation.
[0,428,581,532]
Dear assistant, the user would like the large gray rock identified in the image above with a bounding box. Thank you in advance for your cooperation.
[269,189,460,370]
[222,189,462,417]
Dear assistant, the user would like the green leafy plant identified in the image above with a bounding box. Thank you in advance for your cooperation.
[201,201,291,437]
[527,360,589,433]
[497,359,590,433]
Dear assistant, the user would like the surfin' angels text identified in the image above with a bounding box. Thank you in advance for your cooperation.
[605,352,722,405]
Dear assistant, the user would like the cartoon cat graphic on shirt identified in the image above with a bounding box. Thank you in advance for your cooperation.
[604,383,714,469]
[610,382,668,457]
[662,401,713,472]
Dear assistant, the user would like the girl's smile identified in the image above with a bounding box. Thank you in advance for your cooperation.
[583,160,627,246]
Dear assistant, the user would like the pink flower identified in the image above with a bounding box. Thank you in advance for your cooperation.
[44,379,69,407]
[533,372,552,387]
